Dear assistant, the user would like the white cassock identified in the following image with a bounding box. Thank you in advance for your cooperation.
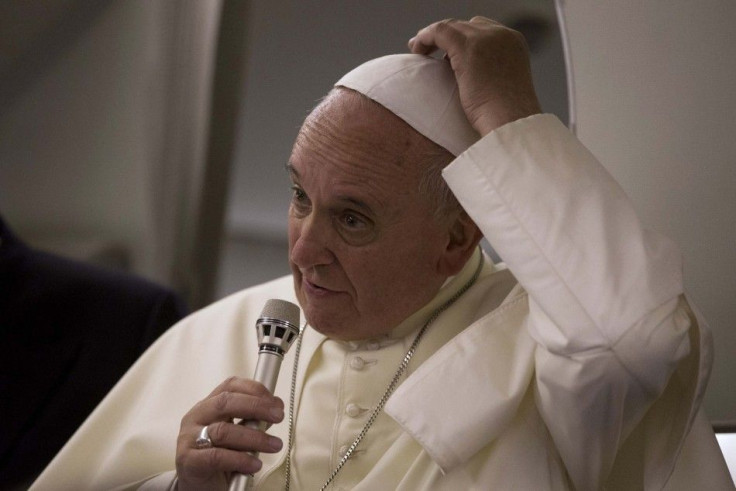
[31,113,732,490]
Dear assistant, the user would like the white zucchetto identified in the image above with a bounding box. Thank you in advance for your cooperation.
[335,54,480,157]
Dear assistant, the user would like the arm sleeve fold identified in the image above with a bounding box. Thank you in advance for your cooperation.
[443,114,696,489]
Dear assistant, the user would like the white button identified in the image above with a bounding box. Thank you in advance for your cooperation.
[350,357,366,370]
[365,340,380,350]
[345,403,363,418]
[346,341,360,351]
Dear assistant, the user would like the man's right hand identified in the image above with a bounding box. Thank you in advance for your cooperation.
[175,377,285,490]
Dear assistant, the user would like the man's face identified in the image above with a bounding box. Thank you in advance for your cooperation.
[287,90,453,341]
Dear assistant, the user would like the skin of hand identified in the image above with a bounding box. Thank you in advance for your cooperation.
[408,16,542,136]
[175,377,285,490]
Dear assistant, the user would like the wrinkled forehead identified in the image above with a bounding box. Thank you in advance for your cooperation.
[335,54,479,157]
[295,88,424,176]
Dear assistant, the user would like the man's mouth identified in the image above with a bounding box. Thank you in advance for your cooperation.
[303,278,339,296]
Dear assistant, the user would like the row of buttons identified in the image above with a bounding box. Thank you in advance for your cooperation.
[335,337,401,466]
[341,353,374,461]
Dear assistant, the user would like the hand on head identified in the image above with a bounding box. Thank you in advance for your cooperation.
[408,16,542,136]
[175,377,284,491]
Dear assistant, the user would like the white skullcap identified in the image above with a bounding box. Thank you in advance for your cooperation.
[335,54,479,157]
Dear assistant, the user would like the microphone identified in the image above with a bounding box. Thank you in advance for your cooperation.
[228,299,301,491]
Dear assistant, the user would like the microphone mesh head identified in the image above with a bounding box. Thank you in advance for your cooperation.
[260,299,300,328]
[257,299,301,355]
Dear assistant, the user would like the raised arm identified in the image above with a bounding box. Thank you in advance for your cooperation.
[411,17,694,489]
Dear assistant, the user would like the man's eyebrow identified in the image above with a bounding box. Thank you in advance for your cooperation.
[285,162,299,178]
[338,195,375,215]
[285,162,375,214]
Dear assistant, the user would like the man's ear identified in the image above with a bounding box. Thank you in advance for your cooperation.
[438,210,483,276]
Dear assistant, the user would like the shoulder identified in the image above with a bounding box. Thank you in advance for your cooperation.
[189,274,296,322]
[125,275,299,391]
[158,275,297,343]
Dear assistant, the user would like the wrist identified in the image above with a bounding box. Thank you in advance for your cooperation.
[473,100,542,137]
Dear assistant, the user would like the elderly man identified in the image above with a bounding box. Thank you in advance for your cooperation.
[31,17,731,491]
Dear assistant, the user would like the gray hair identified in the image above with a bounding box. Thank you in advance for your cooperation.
[413,134,461,221]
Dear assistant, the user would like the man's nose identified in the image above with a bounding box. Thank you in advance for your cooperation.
[289,214,335,269]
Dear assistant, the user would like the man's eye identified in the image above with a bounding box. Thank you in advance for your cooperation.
[334,211,375,245]
[291,186,305,201]
[290,186,310,216]
[291,186,309,206]
[342,213,365,229]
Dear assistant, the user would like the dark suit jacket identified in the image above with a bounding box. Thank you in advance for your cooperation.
[0,216,187,489]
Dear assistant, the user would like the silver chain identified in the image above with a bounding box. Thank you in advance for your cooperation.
[283,321,307,491]
[284,249,484,490]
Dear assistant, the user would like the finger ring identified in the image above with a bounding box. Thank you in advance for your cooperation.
[195,425,213,449]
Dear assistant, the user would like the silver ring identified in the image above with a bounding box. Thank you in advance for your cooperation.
[195,425,213,449]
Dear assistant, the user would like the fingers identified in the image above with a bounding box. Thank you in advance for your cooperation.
[408,19,465,56]
[182,377,284,450]
[175,377,286,489]
[408,17,503,57]
[177,421,283,475]
[408,19,455,56]
[407,16,540,135]
[203,420,283,453]
[177,431,266,478]
[196,376,284,425]
[206,375,270,399]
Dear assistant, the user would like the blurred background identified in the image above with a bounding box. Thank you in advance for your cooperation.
[0,0,733,431]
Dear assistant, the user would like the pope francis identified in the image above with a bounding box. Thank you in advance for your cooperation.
[31,17,732,491]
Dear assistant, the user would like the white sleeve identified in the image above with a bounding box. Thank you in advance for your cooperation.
[136,471,178,490]
[106,471,178,491]
[443,114,693,490]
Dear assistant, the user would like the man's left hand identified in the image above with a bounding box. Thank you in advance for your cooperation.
[408,17,542,136]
